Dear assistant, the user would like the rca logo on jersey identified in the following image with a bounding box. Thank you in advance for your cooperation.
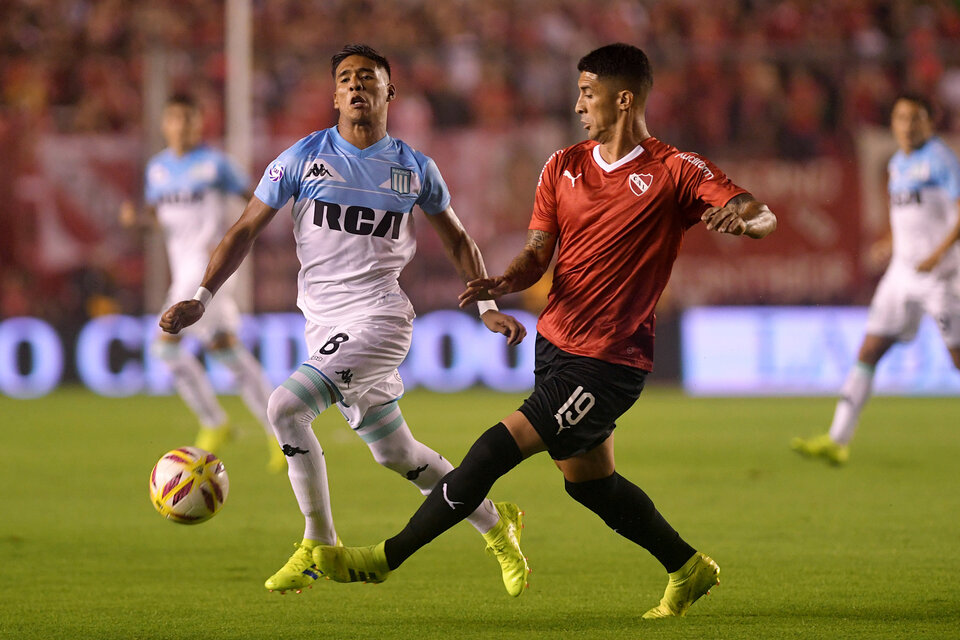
[313,200,405,239]
[628,173,653,196]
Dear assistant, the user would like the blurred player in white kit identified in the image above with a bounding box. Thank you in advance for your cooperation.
[793,93,960,465]
[122,93,283,471]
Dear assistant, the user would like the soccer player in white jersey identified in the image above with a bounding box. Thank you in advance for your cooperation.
[121,93,282,471]
[159,45,531,596]
[793,93,960,465]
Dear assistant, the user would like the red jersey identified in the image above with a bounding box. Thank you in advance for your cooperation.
[530,137,746,370]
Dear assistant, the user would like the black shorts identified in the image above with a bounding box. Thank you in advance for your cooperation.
[518,335,648,460]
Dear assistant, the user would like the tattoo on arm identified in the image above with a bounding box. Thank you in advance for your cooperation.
[501,229,556,291]
[528,229,550,250]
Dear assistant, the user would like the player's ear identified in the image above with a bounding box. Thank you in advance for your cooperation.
[618,89,633,111]
[386,83,396,102]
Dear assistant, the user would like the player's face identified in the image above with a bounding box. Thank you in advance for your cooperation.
[333,55,395,125]
[162,104,202,152]
[891,99,932,153]
[574,72,623,143]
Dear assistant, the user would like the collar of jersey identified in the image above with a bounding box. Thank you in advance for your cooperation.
[591,142,645,173]
[331,126,392,158]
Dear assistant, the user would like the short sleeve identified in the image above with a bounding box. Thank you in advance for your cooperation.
[254,142,307,209]
[669,151,748,228]
[414,157,451,215]
[529,150,562,233]
[216,153,250,196]
[933,144,960,200]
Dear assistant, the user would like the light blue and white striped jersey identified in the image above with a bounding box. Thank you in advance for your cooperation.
[888,136,960,274]
[254,126,451,325]
[145,145,248,296]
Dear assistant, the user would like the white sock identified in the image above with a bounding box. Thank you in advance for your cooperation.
[210,344,274,437]
[828,362,875,445]
[359,402,500,534]
[152,341,226,428]
[268,363,337,544]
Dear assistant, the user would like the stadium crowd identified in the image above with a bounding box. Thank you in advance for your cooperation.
[2,0,960,320]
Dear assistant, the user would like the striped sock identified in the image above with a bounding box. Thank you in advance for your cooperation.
[268,362,339,544]
[361,402,499,534]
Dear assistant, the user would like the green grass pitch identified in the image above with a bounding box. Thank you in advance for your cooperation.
[1,386,959,639]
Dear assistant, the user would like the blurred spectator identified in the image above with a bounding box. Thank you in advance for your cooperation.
[2,0,960,322]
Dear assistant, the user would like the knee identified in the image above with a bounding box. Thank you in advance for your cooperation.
[267,386,306,428]
[370,441,406,468]
[564,474,616,506]
[459,423,524,477]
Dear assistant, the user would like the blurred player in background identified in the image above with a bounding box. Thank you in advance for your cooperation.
[159,45,530,597]
[793,94,960,465]
[317,43,777,619]
[121,93,282,471]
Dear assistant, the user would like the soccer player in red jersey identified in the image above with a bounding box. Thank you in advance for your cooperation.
[316,43,777,618]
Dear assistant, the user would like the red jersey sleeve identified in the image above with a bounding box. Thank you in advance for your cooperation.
[668,151,748,228]
[529,149,563,233]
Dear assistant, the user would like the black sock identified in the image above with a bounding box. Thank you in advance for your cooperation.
[384,423,523,569]
[564,473,696,573]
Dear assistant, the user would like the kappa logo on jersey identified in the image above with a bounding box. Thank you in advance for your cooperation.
[563,170,582,188]
[313,200,404,239]
[189,161,217,181]
[628,173,653,196]
[899,161,931,182]
[148,164,171,185]
[390,167,412,194]
[268,162,284,182]
[308,163,333,178]
[303,161,346,182]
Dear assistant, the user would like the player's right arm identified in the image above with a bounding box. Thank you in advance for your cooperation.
[159,196,278,334]
[458,229,557,306]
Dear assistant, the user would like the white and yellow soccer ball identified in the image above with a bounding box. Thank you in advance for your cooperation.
[149,447,229,524]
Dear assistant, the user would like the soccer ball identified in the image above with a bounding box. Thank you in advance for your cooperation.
[149,447,229,524]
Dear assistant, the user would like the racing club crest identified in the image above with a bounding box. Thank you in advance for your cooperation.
[391,167,412,194]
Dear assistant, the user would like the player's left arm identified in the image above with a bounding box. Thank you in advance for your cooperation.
[917,197,960,272]
[701,193,777,239]
[424,205,527,345]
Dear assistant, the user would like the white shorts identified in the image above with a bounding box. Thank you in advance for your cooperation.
[865,266,960,347]
[304,315,412,428]
[160,278,241,344]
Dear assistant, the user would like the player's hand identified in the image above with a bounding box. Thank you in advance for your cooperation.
[866,236,892,273]
[702,205,747,235]
[458,276,513,308]
[480,309,527,346]
[159,300,205,334]
[119,200,137,228]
